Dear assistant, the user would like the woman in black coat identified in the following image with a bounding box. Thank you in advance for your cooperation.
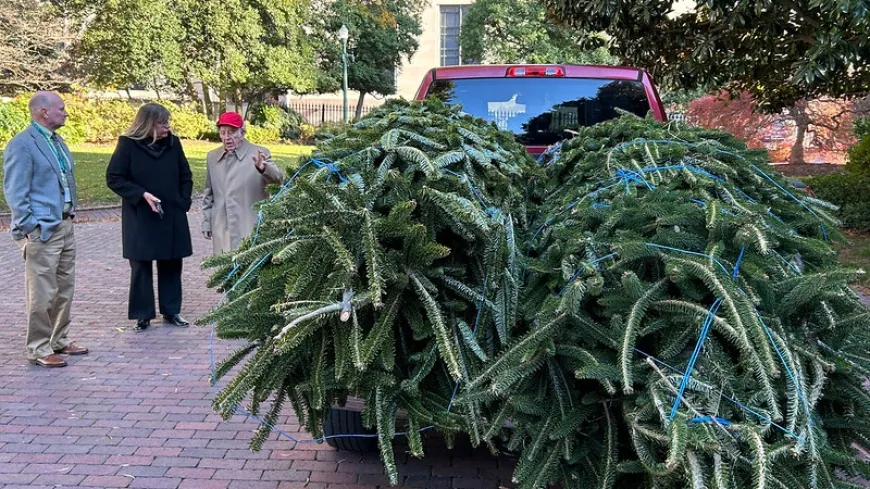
[106,103,193,331]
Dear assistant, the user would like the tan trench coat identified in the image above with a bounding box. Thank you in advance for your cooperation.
[202,139,284,255]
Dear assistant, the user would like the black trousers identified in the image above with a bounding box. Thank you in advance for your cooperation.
[128,259,183,320]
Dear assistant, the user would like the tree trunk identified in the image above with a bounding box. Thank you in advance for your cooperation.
[218,87,228,115]
[202,83,215,120]
[790,124,807,165]
[183,75,206,115]
[355,91,367,121]
[125,87,133,100]
[234,88,243,117]
[788,100,809,165]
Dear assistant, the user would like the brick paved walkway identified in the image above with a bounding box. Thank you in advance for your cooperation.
[0,217,516,489]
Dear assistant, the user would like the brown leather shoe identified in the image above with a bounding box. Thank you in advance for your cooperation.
[30,354,68,368]
[54,343,89,355]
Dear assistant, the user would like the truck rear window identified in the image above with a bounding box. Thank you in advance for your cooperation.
[425,77,651,146]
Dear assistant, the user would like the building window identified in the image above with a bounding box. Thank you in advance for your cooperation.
[440,5,468,66]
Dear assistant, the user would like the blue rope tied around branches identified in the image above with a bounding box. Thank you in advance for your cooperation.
[669,297,724,420]
[755,310,815,432]
[634,348,801,440]
[443,169,502,220]
[554,240,810,438]
[536,141,563,165]
[558,253,619,296]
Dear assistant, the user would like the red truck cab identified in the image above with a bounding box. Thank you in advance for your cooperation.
[414,64,667,154]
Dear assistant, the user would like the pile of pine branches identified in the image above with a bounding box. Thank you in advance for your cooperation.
[201,101,870,489]
[200,99,535,483]
[506,118,870,488]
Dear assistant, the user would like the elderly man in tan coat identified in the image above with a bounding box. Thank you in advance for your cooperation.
[202,112,285,254]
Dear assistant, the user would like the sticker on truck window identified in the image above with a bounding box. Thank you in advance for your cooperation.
[487,94,526,130]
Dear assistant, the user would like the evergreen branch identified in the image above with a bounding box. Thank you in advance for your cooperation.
[600,404,617,489]
[410,272,463,381]
[363,210,385,306]
[360,293,402,368]
[467,314,566,389]
[275,303,342,342]
[621,278,668,393]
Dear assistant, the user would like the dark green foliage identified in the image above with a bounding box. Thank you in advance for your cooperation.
[511,115,870,488]
[202,103,870,489]
[202,98,535,484]
[846,135,870,175]
[806,172,870,231]
[855,117,870,141]
[538,0,870,112]
[249,103,305,141]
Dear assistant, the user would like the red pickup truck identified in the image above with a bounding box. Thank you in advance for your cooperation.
[413,64,668,154]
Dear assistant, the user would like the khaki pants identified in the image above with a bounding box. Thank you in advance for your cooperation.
[15,219,75,359]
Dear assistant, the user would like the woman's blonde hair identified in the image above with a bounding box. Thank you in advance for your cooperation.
[125,103,171,144]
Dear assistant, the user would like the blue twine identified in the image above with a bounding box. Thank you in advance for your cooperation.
[611,139,747,162]
[615,168,655,194]
[634,348,801,440]
[633,163,725,184]
[557,253,619,296]
[251,212,264,244]
[536,141,563,165]
[443,169,502,219]
[612,139,827,238]
[750,164,827,241]
[755,310,814,431]
[310,158,348,183]
[690,416,732,426]
[733,245,746,279]
[669,297,724,420]
[645,243,731,276]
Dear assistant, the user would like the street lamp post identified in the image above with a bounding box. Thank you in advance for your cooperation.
[339,24,349,124]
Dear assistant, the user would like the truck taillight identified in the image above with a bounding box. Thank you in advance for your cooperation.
[506,66,565,77]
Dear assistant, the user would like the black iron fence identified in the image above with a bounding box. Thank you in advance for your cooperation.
[288,101,380,126]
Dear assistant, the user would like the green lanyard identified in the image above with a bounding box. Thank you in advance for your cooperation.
[31,122,69,173]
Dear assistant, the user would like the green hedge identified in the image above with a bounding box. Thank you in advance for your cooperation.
[846,134,870,174]
[807,171,870,231]
[0,93,295,148]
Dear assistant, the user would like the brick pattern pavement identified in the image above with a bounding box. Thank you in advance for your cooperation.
[0,206,123,229]
[0,217,517,489]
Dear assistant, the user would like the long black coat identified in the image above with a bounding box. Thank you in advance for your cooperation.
[106,135,193,261]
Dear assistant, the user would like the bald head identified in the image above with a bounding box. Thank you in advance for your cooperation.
[29,91,67,131]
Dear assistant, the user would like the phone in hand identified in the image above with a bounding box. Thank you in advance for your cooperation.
[155,201,164,219]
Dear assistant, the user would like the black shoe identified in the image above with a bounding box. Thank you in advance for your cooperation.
[133,319,150,331]
[163,314,189,327]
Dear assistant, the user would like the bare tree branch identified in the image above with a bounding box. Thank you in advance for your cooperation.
[0,0,82,94]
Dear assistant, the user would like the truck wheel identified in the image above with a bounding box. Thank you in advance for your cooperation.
[323,407,378,452]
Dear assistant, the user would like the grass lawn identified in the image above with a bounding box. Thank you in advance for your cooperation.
[0,140,312,211]
[840,231,870,292]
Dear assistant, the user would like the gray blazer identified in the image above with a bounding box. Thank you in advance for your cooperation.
[3,124,78,241]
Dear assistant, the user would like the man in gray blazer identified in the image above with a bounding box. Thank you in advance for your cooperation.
[3,91,89,367]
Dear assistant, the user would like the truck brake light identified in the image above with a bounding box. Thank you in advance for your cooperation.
[506,66,565,77]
